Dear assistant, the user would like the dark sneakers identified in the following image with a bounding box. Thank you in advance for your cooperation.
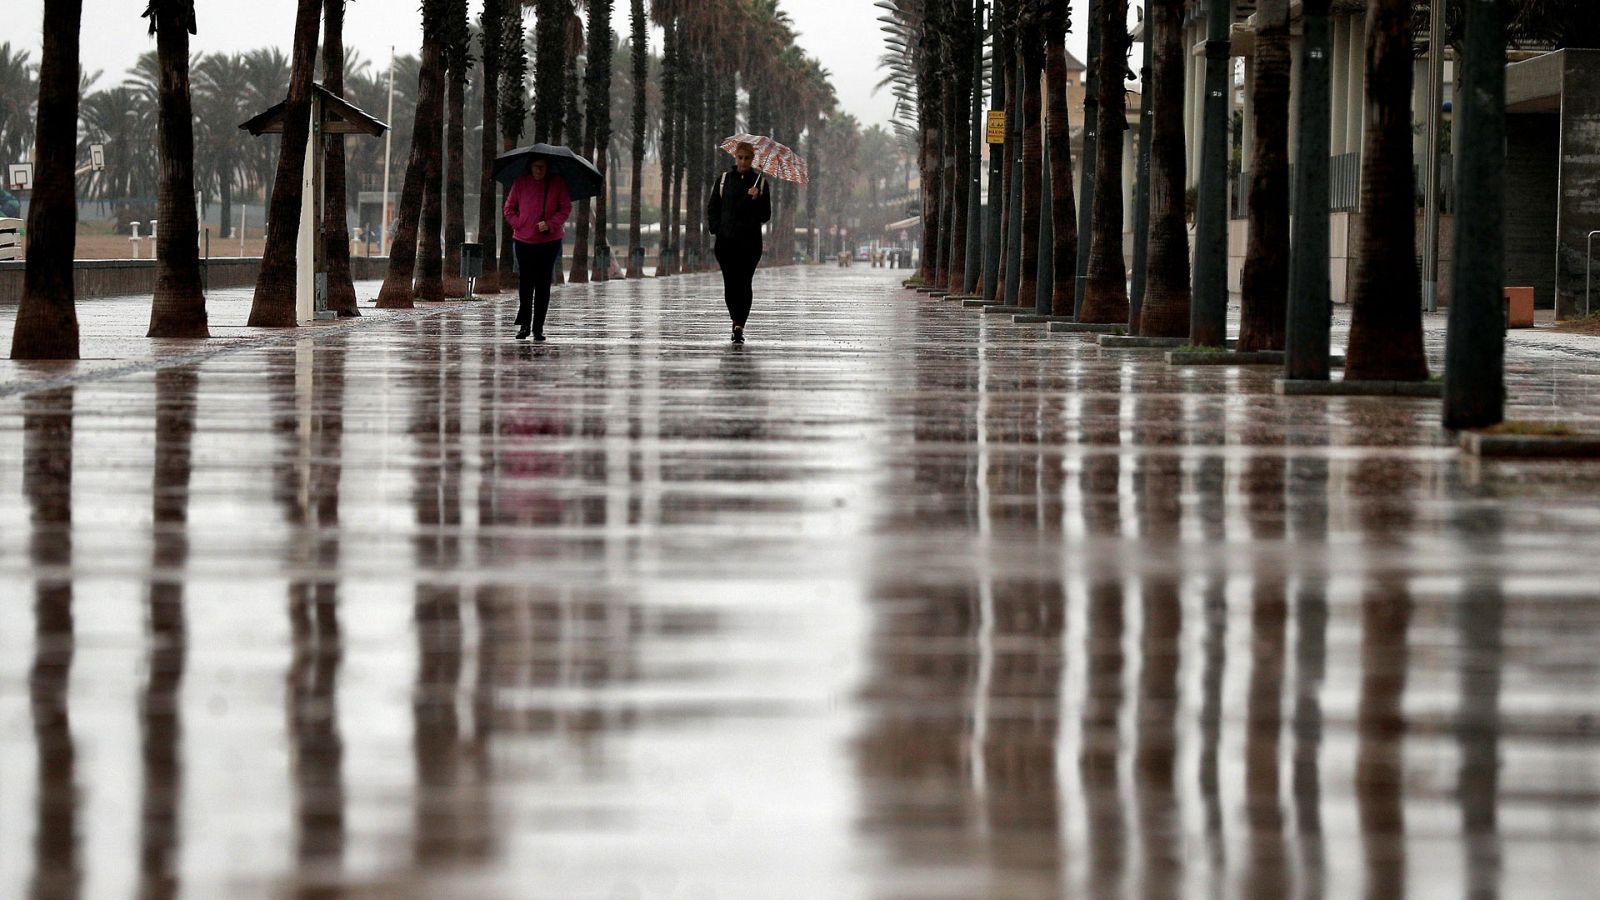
[732,325,745,344]
[515,326,531,340]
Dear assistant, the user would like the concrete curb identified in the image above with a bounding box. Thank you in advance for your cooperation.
[1049,321,1121,334]
[1013,314,1077,324]
[981,305,1034,314]
[1166,350,1349,367]
[1275,379,1443,397]
[1098,335,1188,349]
[961,297,1003,307]
[1460,431,1600,458]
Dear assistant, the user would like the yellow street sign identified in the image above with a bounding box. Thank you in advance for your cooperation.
[985,110,1007,145]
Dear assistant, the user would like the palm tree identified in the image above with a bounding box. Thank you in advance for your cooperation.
[0,43,36,171]
[1139,0,1192,338]
[321,0,360,316]
[558,9,584,280]
[241,48,291,227]
[496,3,528,292]
[377,0,447,309]
[589,13,615,283]
[80,85,155,232]
[247,0,323,326]
[1078,0,1130,324]
[1238,0,1290,351]
[655,17,677,274]
[1016,11,1045,308]
[141,1,208,338]
[193,53,251,241]
[1345,0,1428,381]
[571,0,613,284]
[626,0,647,277]
[944,0,977,294]
[9,0,82,359]
[476,0,504,293]
[1041,0,1078,317]
[441,0,472,298]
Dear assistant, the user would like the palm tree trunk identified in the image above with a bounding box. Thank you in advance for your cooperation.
[1017,36,1044,310]
[1238,0,1290,352]
[919,118,941,284]
[627,0,647,277]
[377,3,445,309]
[416,51,448,304]
[476,0,503,293]
[1044,30,1078,318]
[248,0,322,326]
[9,0,82,359]
[496,3,526,291]
[657,18,677,275]
[323,0,360,316]
[442,39,469,298]
[682,48,704,273]
[570,177,593,283]
[947,3,973,294]
[591,143,609,280]
[219,165,233,241]
[415,127,446,300]
[1140,0,1192,338]
[1345,0,1428,381]
[148,0,209,338]
[1079,0,1130,324]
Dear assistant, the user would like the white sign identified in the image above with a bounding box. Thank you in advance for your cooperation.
[90,144,105,171]
[7,163,33,190]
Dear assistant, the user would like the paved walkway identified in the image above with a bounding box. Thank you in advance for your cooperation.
[2,267,1599,898]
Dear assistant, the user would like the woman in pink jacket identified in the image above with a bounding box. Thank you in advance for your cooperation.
[502,159,573,341]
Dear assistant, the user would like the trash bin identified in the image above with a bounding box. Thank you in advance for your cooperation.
[460,242,483,278]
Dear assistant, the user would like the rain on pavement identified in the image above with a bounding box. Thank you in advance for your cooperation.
[2,265,1599,898]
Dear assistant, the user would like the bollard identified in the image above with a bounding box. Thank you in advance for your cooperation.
[129,221,143,258]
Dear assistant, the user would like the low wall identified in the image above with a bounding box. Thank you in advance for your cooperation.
[1225,211,1452,306]
[0,256,391,305]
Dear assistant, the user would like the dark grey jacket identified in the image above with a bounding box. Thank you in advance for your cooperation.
[706,168,773,247]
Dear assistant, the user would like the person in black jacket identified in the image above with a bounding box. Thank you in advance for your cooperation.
[707,142,772,344]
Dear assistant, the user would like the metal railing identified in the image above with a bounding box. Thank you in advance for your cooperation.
[1227,151,1457,220]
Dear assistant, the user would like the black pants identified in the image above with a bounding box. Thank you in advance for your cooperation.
[715,239,762,326]
[513,238,562,332]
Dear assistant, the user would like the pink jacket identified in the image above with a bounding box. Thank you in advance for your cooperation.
[503,173,573,244]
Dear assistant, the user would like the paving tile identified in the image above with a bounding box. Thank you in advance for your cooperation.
[0,267,1598,897]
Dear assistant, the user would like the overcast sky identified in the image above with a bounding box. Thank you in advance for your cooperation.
[11,0,1097,130]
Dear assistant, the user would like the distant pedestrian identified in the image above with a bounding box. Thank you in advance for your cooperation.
[707,141,771,344]
[503,158,572,341]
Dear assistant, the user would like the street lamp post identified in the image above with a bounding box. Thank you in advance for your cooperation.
[1285,0,1333,380]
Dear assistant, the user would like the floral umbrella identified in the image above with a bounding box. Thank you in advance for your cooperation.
[719,133,809,186]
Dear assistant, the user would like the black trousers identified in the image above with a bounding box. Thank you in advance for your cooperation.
[513,238,562,332]
[715,239,762,326]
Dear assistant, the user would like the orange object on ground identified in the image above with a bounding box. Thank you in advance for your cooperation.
[1504,286,1535,328]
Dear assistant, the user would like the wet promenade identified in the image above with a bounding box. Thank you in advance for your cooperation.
[3,267,1599,898]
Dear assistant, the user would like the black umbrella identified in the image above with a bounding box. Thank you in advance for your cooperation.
[492,144,603,201]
